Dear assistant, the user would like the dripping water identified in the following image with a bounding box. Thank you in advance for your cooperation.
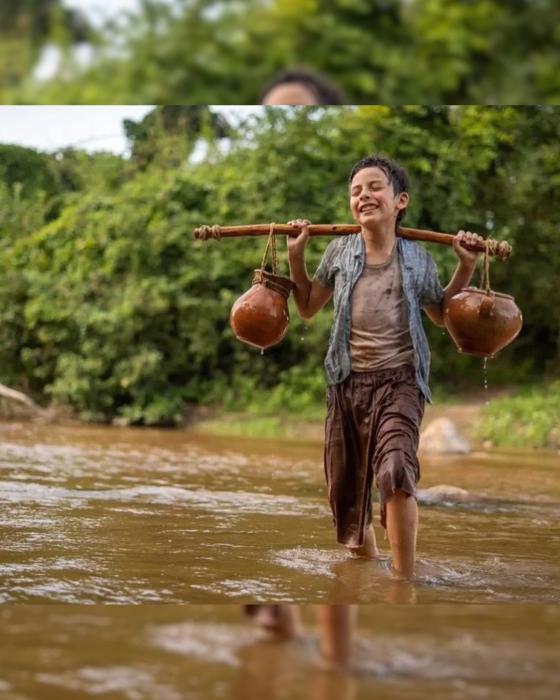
[483,357,489,405]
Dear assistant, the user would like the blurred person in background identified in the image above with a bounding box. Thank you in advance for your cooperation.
[261,69,345,105]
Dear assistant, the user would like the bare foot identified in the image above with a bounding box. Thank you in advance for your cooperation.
[347,545,378,559]
[346,524,381,559]
[389,565,414,581]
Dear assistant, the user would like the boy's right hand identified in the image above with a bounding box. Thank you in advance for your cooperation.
[287,219,311,257]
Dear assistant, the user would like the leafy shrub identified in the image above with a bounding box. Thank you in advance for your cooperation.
[475,382,560,449]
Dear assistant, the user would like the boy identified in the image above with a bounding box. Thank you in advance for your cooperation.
[287,154,483,578]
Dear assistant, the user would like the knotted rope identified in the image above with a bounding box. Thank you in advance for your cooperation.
[195,224,222,240]
[480,239,492,293]
[485,238,511,263]
[259,223,278,274]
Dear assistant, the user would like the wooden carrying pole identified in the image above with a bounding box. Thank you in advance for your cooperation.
[194,224,512,260]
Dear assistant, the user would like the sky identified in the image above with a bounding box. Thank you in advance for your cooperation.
[0,107,263,156]
[0,106,155,155]
[63,0,145,26]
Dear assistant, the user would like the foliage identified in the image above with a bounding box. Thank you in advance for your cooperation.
[0,144,61,199]
[0,0,91,90]
[50,148,130,194]
[0,105,558,425]
[4,0,560,104]
[123,105,231,168]
[474,382,560,450]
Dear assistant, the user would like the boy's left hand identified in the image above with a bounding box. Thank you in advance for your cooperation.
[453,230,485,266]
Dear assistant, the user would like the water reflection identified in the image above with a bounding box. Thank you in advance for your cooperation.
[0,605,558,700]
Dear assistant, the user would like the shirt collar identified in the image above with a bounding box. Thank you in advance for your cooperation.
[353,232,415,269]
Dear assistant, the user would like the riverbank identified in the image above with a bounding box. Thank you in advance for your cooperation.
[193,398,487,444]
[194,382,560,452]
[2,382,559,451]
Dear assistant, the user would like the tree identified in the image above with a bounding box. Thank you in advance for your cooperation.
[123,105,231,168]
[0,0,91,90]
[0,144,60,198]
[5,0,560,104]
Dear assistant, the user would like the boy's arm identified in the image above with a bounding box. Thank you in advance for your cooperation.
[291,271,333,320]
[287,219,333,319]
[423,230,484,327]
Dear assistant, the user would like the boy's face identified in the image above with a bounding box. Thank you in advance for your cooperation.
[349,166,409,228]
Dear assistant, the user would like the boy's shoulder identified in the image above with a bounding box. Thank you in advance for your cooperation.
[321,232,359,259]
[399,237,435,268]
[333,233,358,249]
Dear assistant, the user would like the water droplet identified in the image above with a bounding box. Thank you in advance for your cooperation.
[260,348,264,356]
[483,357,489,404]
[300,336,305,342]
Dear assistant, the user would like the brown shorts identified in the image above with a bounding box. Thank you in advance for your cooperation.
[324,364,424,546]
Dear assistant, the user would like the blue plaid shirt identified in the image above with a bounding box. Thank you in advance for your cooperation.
[313,234,444,403]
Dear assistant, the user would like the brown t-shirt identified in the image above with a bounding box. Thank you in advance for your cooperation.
[349,244,415,372]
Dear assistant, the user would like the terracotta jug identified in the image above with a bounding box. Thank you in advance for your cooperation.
[444,287,523,358]
[230,269,294,350]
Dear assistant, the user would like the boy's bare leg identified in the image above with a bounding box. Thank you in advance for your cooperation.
[346,523,380,559]
[315,605,355,669]
[385,490,418,578]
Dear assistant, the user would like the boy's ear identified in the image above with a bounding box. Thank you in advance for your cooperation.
[396,191,409,211]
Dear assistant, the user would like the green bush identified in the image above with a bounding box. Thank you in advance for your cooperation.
[475,382,560,449]
[0,144,61,197]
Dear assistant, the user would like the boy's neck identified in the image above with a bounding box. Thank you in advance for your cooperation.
[361,223,397,259]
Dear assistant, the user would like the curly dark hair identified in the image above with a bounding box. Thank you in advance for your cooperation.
[260,68,345,105]
[348,154,410,225]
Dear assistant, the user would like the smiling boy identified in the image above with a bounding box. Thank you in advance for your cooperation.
[287,154,483,578]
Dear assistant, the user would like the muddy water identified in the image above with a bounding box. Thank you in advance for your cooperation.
[0,605,559,699]
[1,422,559,603]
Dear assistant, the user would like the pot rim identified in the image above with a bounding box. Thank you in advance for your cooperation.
[252,268,294,298]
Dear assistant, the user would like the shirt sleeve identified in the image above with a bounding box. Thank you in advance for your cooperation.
[419,251,444,307]
[313,238,339,288]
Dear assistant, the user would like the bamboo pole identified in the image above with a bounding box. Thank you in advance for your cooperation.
[193,224,512,260]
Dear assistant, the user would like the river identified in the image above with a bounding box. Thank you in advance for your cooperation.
[1,422,559,603]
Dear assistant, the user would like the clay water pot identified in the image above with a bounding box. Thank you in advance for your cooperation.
[444,287,523,358]
[230,269,294,350]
